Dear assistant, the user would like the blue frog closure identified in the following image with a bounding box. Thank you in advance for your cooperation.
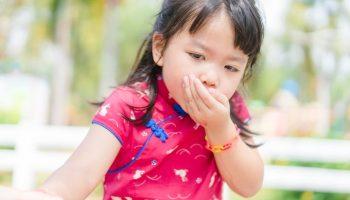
[146,103,186,143]
[107,103,187,174]
[145,119,169,143]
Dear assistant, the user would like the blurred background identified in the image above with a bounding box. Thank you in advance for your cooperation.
[0,0,350,199]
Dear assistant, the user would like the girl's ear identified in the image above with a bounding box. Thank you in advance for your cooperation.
[152,32,165,67]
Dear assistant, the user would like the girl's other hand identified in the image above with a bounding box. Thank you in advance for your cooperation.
[0,186,63,200]
[20,190,64,200]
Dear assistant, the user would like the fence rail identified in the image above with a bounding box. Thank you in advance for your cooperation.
[1,124,350,197]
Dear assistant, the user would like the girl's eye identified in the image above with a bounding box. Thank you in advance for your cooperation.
[188,53,205,60]
[225,65,240,72]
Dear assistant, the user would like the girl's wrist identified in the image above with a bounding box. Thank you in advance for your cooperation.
[205,134,240,153]
[205,120,238,144]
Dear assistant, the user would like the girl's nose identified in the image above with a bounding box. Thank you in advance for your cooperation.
[199,70,218,88]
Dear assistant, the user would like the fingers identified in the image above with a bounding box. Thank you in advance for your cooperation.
[183,75,194,114]
[182,74,229,118]
[183,74,211,116]
[189,74,209,113]
[192,76,218,109]
[208,87,228,106]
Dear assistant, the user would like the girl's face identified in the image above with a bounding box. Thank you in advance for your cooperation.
[152,10,248,111]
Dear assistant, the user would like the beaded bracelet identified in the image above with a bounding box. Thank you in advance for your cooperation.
[205,134,240,153]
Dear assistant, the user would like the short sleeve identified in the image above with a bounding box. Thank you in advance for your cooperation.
[92,87,133,146]
[231,92,251,124]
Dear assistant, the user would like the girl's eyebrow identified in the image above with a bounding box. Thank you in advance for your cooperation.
[190,39,245,63]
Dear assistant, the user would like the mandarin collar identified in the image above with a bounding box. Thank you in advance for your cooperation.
[156,75,187,116]
[156,75,177,106]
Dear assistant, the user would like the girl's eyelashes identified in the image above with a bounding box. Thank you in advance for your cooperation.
[225,65,240,72]
[188,52,205,60]
[187,52,240,73]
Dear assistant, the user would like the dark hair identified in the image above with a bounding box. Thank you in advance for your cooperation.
[103,0,264,148]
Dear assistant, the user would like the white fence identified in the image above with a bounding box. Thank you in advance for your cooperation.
[259,137,350,193]
[0,125,87,189]
[1,125,350,198]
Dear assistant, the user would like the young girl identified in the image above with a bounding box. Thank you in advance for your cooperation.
[6,0,264,199]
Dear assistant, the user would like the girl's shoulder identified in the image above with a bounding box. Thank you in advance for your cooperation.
[92,82,150,145]
[107,81,150,107]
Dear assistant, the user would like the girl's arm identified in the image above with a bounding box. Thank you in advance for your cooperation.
[206,123,264,198]
[182,75,263,197]
[35,124,121,200]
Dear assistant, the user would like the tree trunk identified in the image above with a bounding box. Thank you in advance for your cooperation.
[99,0,120,97]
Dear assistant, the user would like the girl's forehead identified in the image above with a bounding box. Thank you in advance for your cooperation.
[185,10,234,41]
[174,11,236,47]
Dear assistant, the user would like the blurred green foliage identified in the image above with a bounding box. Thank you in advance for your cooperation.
[1,0,350,199]
[66,0,158,124]
[0,109,20,124]
[0,172,12,187]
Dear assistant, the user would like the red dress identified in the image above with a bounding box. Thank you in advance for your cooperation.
[92,75,251,200]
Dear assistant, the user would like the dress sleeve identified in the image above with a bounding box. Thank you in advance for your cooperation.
[231,92,251,125]
[92,88,132,146]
